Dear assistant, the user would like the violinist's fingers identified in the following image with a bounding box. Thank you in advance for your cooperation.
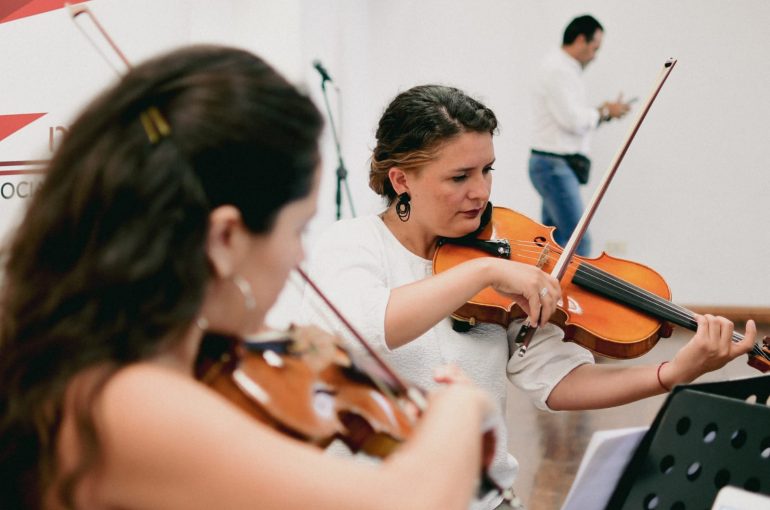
[672,314,756,383]
[551,277,563,299]
[704,314,723,343]
[695,314,751,360]
[697,313,715,336]
[490,260,560,326]
[401,400,421,421]
[433,364,471,385]
[513,296,531,319]
[543,282,561,326]
[534,280,560,327]
[693,313,706,329]
[736,319,757,355]
[697,314,726,354]
[715,315,734,357]
[525,291,543,328]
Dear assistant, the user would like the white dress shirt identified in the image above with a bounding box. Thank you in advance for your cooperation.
[531,48,600,155]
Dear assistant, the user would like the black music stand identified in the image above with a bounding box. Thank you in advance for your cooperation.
[606,374,770,510]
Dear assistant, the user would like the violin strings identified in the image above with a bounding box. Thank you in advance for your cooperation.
[549,246,768,359]
[288,270,343,336]
[462,239,689,327]
[288,269,424,405]
[530,246,767,360]
[512,241,722,327]
[287,271,397,397]
[460,239,768,360]
[568,260,768,361]
[495,240,716,330]
[470,239,694,335]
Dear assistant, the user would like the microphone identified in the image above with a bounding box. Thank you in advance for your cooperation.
[313,59,333,83]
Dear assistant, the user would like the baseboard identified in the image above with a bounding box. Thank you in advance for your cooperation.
[683,306,770,325]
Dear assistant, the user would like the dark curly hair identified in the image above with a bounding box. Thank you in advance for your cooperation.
[369,85,498,203]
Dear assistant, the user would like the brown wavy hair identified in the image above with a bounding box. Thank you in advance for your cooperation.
[0,45,322,509]
[369,85,498,203]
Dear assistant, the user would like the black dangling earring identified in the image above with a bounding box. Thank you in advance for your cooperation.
[395,192,411,222]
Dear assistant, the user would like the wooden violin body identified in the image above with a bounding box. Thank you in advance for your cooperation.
[195,325,413,457]
[195,323,506,496]
[435,207,672,358]
[434,206,770,370]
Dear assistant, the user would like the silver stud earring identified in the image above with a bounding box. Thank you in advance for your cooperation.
[195,316,209,330]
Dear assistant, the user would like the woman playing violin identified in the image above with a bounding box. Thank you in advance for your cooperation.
[304,84,758,510]
[0,48,496,510]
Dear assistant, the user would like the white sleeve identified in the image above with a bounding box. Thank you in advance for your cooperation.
[506,321,594,411]
[542,68,601,136]
[300,221,392,352]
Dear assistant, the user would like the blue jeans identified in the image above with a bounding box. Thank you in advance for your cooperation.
[528,152,591,256]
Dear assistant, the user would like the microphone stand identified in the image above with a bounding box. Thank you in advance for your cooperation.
[319,77,356,220]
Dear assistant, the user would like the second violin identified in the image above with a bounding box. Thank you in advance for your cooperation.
[196,325,414,458]
[196,268,508,501]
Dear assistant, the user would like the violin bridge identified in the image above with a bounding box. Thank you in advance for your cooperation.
[535,245,550,269]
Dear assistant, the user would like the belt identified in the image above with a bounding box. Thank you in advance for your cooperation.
[531,149,569,159]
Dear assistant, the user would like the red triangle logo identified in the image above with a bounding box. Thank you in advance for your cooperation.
[1,0,89,25]
[0,113,47,142]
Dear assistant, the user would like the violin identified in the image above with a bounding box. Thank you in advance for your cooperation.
[433,205,770,371]
[434,58,770,373]
[195,268,504,498]
[194,324,414,457]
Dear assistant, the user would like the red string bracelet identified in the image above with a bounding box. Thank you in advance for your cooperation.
[657,361,671,392]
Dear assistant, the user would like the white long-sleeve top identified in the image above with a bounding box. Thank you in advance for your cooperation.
[531,48,601,155]
[302,214,594,510]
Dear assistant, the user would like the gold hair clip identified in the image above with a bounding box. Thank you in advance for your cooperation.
[139,106,171,144]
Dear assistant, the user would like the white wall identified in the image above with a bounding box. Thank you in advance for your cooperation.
[0,0,304,239]
[299,0,770,319]
[2,1,768,331]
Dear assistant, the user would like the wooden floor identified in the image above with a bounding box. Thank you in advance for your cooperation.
[504,321,770,510]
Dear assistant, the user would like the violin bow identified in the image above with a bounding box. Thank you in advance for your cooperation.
[297,267,515,501]
[68,3,172,144]
[68,3,131,74]
[515,58,678,355]
[296,267,429,411]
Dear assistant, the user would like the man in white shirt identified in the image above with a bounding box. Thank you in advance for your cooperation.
[528,15,632,256]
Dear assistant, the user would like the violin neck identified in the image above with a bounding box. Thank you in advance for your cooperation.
[571,261,745,344]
